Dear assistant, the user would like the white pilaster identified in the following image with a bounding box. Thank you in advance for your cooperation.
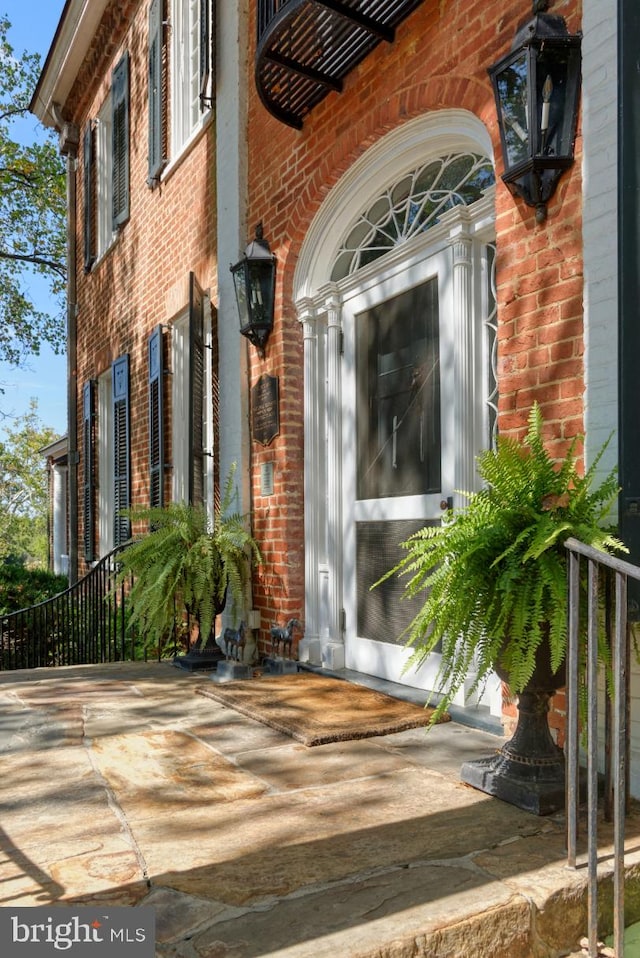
[216,0,250,509]
[450,222,476,505]
[52,464,68,576]
[582,0,618,480]
[322,287,345,670]
[297,299,322,664]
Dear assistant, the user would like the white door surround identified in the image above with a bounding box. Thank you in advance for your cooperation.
[294,111,501,716]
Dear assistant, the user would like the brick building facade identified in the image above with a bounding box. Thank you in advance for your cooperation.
[33,0,220,578]
[238,0,584,727]
[32,1,640,768]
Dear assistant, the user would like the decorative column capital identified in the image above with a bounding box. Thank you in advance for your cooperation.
[295,298,318,335]
[449,222,473,267]
[318,283,342,325]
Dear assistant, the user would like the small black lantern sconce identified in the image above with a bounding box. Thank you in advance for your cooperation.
[230,223,276,357]
[488,1,581,223]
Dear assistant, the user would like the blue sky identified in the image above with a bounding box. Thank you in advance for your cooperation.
[0,0,67,438]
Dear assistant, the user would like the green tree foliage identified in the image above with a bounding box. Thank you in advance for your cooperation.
[0,15,66,367]
[0,399,60,565]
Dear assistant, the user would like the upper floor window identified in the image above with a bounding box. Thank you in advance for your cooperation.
[171,0,203,153]
[83,52,130,270]
[148,0,214,184]
[96,94,113,258]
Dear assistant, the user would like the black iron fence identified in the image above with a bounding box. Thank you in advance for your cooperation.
[565,536,640,958]
[0,546,179,670]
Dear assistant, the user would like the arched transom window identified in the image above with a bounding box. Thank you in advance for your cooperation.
[330,152,495,281]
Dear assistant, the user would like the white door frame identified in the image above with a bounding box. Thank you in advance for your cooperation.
[341,243,455,688]
[293,111,502,717]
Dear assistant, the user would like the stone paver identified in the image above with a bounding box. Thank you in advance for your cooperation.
[0,661,639,957]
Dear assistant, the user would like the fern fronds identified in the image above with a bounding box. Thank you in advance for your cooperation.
[113,464,262,649]
[376,403,627,723]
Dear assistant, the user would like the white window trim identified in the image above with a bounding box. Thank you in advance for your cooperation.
[96,95,115,260]
[161,109,213,183]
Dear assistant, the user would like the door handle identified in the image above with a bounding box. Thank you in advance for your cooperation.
[440,496,453,511]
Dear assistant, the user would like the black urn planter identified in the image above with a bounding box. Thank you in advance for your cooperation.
[460,643,567,815]
[172,589,227,672]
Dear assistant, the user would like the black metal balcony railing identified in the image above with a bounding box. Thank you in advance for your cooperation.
[256,0,425,128]
[0,546,179,671]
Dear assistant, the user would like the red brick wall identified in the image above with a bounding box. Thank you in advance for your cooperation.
[62,0,585,731]
[243,0,584,688]
[66,0,217,571]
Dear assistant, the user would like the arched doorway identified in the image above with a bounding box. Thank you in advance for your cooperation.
[295,111,501,717]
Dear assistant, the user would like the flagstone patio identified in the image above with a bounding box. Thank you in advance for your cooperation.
[1,661,638,957]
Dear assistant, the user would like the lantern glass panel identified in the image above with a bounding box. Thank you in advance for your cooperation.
[232,262,251,331]
[532,45,580,159]
[495,51,530,168]
[247,260,275,331]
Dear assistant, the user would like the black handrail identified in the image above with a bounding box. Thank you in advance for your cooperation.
[565,537,640,958]
[0,545,180,670]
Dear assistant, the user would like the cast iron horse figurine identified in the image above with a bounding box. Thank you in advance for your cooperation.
[223,621,246,662]
[270,618,303,658]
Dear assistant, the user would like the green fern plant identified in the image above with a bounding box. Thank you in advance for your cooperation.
[116,464,261,649]
[380,404,626,723]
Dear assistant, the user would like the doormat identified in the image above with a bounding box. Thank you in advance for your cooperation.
[195,671,449,746]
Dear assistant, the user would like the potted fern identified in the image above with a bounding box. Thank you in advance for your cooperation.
[116,464,261,667]
[381,404,625,813]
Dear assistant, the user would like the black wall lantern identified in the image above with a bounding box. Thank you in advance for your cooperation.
[230,223,276,356]
[488,0,581,223]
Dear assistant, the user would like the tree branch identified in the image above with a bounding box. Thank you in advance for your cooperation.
[0,165,43,187]
[0,250,66,278]
[0,104,28,124]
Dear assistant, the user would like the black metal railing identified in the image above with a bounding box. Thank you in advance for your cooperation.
[0,546,179,670]
[565,537,640,958]
[257,0,282,39]
[255,0,424,128]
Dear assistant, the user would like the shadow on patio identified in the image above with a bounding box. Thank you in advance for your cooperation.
[0,662,638,957]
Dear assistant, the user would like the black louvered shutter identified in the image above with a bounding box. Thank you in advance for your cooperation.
[148,325,165,509]
[189,273,205,507]
[112,355,131,546]
[148,0,164,183]
[112,52,130,229]
[83,124,94,271]
[82,381,96,562]
[199,0,214,109]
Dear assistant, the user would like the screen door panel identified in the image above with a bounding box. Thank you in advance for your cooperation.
[356,518,438,646]
[356,279,440,500]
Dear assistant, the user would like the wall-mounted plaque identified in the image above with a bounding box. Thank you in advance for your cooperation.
[252,374,279,446]
[260,462,274,496]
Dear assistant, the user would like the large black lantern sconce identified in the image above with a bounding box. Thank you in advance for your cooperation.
[488,0,581,223]
[230,223,276,357]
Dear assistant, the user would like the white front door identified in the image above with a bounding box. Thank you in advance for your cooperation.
[294,114,500,715]
[342,246,456,689]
